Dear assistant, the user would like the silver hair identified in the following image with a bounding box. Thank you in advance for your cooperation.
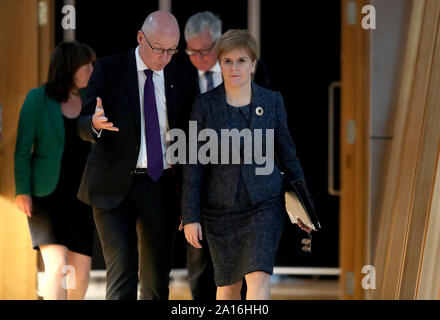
[184,11,222,41]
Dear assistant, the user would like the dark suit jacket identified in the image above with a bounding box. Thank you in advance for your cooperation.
[77,49,197,209]
[181,82,309,225]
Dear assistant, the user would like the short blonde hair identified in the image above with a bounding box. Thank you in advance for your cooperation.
[217,29,258,62]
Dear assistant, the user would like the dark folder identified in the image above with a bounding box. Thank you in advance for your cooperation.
[285,179,321,231]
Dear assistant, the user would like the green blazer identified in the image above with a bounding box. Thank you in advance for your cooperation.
[14,86,68,197]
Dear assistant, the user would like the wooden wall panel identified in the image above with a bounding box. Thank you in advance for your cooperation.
[372,0,440,299]
[370,0,423,300]
[400,14,440,298]
[417,146,440,299]
[0,0,54,299]
[38,0,55,84]
[383,0,436,299]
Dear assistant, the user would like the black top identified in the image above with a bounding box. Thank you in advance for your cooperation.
[227,103,251,124]
[224,103,252,210]
[56,115,90,201]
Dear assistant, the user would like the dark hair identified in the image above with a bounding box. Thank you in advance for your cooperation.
[45,41,96,102]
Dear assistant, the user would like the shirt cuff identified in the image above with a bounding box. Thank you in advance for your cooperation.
[91,123,103,138]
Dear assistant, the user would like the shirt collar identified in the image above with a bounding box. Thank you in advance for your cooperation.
[198,61,221,77]
[135,46,164,78]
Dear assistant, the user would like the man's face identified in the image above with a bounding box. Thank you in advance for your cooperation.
[186,28,218,72]
[137,30,179,71]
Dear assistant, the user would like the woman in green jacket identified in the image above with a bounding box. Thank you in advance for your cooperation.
[14,41,95,300]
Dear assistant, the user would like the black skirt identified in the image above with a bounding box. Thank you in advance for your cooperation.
[202,196,286,287]
[29,191,94,257]
[27,115,94,257]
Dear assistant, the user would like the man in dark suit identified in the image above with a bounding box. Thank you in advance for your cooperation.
[182,11,270,301]
[77,10,197,300]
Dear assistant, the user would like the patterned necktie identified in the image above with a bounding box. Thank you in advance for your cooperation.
[205,71,214,92]
[143,69,163,181]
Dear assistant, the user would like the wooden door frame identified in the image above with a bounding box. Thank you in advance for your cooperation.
[340,0,371,300]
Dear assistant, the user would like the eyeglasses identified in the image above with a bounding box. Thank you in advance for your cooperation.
[141,30,178,56]
[301,233,312,253]
[185,39,217,56]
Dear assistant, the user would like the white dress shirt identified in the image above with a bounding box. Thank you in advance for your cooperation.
[198,61,223,93]
[135,46,171,170]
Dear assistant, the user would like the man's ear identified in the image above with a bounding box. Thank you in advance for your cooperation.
[137,31,143,45]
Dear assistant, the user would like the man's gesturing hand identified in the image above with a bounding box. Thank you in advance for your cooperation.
[92,97,119,132]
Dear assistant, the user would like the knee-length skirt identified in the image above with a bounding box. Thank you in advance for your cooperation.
[202,196,286,287]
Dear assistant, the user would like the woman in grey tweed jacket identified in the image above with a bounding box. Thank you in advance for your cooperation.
[182,29,313,300]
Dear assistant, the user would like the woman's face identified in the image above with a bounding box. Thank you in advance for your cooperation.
[220,47,256,88]
[73,62,94,89]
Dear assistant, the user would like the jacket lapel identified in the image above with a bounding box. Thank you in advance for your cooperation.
[248,82,268,129]
[211,83,229,130]
[164,64,178,130]
[123,49,141,138]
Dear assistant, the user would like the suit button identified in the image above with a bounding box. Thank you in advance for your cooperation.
[135,145,140,150]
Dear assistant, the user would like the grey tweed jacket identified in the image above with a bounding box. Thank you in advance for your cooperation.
[181,82,309,225]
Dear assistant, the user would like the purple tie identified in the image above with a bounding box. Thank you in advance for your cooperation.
[144,69,163,181]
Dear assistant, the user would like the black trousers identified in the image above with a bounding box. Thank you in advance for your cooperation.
[93,169,179,300]
[186,237,217,300]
